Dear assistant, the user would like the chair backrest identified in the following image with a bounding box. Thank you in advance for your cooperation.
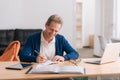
[98,36,107,51]
[0,40,20,61]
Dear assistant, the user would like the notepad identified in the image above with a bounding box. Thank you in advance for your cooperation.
[28,65,85,74]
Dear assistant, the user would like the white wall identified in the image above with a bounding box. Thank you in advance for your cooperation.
[0,0,24,28]
[82,0,95,46]
[0,0,76,47]
[116,0,120,37]
[94,0,114,57]
[94,0,102,57]
[0,0,96,48]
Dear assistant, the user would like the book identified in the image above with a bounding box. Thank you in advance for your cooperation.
[27,65,85,74]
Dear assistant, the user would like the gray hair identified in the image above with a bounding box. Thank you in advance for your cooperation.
[46,14,63,26]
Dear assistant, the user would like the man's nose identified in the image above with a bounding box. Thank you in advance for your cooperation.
[51,31,56,35]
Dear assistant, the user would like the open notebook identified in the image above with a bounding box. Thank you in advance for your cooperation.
[84,43,120,64]
[27,65,85,74]
[26,61,85,74]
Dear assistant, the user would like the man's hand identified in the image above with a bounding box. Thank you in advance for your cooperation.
[52,55,65,62]
[36,54,47,63]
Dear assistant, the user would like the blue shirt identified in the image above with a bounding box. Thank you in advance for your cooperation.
[19,31,79,62]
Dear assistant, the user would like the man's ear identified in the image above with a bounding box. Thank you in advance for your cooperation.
[45,23,47,28]
[45,23,47,26]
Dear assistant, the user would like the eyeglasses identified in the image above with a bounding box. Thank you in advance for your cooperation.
[69,58,81,66]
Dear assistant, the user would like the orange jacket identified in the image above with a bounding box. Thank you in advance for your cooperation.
[0,41,20,61]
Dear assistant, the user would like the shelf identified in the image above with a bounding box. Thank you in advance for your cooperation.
[75,0,83,49]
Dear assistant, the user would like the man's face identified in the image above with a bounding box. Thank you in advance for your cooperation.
[45,21,61,39]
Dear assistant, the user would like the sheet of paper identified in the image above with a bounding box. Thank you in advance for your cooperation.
[39,60,60,65]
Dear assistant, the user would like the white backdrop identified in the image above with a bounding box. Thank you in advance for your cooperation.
[0,0,96,48]
[0,0,76,47]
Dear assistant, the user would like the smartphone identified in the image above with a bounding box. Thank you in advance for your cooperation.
[6,63,33,70]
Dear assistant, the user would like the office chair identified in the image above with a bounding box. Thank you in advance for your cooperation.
[98,35,108,52]
[0,40,20,61]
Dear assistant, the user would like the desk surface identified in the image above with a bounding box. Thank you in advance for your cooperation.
[1,58,120,80]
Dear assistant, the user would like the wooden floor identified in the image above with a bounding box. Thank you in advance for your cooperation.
[77,48,120,80]
[77,48,95,58]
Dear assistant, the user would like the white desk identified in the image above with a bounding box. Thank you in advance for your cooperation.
[0,58,120,80]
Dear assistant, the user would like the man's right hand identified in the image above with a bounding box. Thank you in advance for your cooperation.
[36,54,47,63]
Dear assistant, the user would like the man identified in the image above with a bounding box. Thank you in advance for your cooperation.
[19,14,79,63]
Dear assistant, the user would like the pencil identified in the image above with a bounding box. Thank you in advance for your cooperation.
[25,67,33,74]
[34,50,44,59]
[34,50,39,55]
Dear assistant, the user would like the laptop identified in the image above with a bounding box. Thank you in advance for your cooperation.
[84,43,120,64]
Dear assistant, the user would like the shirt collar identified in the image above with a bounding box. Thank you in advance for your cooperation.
[41,31,55,43]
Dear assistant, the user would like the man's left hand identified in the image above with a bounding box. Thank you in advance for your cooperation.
[52,55,65,62]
